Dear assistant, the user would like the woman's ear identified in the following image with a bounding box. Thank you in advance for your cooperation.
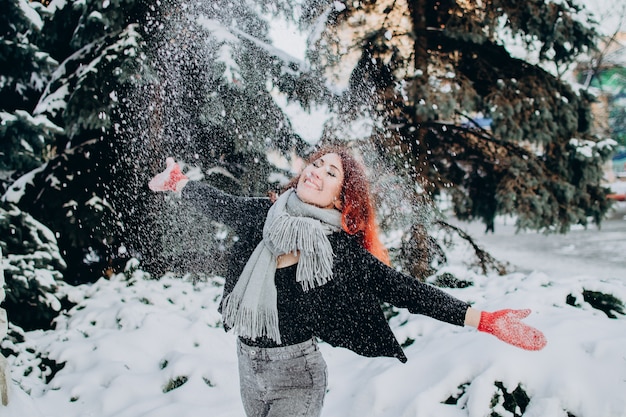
[333,196,343,210]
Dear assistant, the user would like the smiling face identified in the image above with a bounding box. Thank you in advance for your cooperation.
[296,153,344,210]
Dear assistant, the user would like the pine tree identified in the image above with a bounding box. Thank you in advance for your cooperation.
[5,0,150,283]
[0,0,60,185]
[298,0,615,241]
[0,0,72,338]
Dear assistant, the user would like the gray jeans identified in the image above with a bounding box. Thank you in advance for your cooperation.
[237,338,328,417]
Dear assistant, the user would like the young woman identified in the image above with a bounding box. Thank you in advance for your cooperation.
[149,146,546,417]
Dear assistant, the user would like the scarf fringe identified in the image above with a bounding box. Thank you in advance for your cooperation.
[223,293,282,344]
[267,216,335,291]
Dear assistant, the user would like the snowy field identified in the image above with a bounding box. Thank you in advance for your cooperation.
[3,209,626,417]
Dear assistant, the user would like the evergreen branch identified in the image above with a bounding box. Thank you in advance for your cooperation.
[434,219,508,275]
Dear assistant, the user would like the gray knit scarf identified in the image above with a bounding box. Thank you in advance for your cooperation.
[221,188,342,343]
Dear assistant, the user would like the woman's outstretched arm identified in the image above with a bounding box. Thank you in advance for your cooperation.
[148,157,271,236]
[350,236,547,351]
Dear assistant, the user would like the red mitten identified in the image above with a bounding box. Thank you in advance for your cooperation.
[478,309,547,351]
[148,157,188,192]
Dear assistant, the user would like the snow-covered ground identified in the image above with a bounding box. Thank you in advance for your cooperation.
[454,214,626,283]
[3,211,625,417]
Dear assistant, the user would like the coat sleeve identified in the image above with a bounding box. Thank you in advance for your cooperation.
[180,181,272,237]
[339,235,470,326]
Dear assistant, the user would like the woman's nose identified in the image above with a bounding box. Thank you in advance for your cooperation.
[310,168,323,178]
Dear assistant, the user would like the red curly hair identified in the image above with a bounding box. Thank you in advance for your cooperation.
[284,146,390,266]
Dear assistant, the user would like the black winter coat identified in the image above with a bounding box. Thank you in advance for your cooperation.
[182,181,470,362]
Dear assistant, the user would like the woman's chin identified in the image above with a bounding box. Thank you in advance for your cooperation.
[295,192,326,208]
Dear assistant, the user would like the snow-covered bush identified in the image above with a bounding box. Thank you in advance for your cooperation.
[0,203,69,331]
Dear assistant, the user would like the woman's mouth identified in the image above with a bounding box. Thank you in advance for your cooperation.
[302,174,321,190]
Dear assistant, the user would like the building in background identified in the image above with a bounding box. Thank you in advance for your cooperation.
[576,32,626,180]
